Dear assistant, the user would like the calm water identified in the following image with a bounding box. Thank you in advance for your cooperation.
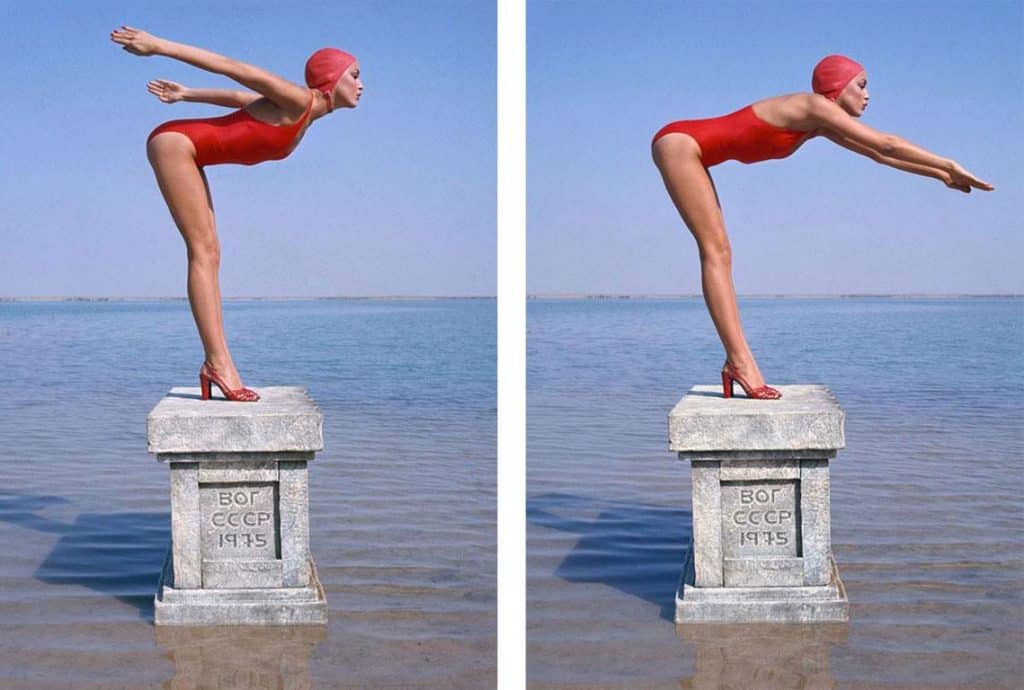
[527,297,1024,689]
[0,299,495,689]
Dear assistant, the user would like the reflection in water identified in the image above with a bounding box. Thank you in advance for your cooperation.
[677,623,847,690]
[156,625,326,690]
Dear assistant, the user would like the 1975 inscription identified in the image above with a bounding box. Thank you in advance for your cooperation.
[721,481,798,557]
[199,484,278,560]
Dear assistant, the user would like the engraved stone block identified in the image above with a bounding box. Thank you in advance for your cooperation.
[720,480,799,559]
[199,484,279,559]
[147,387,327,625]
[668,384,849,623]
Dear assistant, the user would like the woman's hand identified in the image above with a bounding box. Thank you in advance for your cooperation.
[949,162,995,192]
[110,26,163,57]
[939,170,970,193]
[147,79,187,104]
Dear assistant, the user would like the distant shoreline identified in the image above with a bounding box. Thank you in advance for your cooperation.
[1,294,1020,303]
[527,293,1023,300]
[0,295,497,303]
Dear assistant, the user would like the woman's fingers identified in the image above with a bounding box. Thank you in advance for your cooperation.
[965,174,993,191]
[111,26,158,56]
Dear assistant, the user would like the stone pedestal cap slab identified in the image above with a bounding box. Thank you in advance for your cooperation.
[148,386,323,454]
[669,385,845,453]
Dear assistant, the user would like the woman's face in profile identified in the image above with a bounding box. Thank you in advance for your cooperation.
[334,63,363,108]
[837,71,869,117]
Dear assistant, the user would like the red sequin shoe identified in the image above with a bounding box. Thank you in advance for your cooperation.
[199,362,260,402]
[721,361,781,400]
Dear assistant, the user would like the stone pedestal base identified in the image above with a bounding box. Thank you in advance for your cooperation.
[675,547,848,624]
[154,549,328,626]
[147,386,327,627]
[668,385,850,624]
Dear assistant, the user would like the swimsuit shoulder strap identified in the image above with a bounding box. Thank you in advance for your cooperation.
[297,93,315,126]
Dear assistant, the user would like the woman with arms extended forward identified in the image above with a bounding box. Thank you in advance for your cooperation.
[652,55,993,399]
[111,26,362,401]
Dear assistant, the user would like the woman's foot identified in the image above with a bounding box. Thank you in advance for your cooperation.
[199,360,259,402]
[204,356,244,390]
[721,358,781,400]
[723,357,766,390]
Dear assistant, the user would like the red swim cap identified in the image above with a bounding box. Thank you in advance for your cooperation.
[304,48,357,96]
[812,55,865,101]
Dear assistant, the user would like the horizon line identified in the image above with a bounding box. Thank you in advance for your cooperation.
[2,292,1022,303]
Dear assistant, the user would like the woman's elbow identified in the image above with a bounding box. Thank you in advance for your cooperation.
[878,134,901,157]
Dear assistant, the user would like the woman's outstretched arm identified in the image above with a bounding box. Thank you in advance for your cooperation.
[111,26,309,111]
[147,79,260,108]
[805,94,994,192]
[820,131,976,192]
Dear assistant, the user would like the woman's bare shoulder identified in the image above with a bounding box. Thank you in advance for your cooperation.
[751,93,824,128]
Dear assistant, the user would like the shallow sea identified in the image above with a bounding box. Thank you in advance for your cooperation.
[0,299,495,689]
[527,297,1023,689]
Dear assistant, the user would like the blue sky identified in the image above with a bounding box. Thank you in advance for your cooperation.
[0,1,495,297]
[528,0,1023,295]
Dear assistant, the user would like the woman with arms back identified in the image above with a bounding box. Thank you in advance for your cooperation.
[111,26,363,401]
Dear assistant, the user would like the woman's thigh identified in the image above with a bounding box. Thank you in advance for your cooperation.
[147,133,216,248]
[652,133,729,253]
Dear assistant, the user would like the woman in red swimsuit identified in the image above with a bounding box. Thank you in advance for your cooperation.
[111,26,363,401]
[651,55,993,399]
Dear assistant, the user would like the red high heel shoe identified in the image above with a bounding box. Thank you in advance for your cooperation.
[199,362,260,402]
[721,361,782,400]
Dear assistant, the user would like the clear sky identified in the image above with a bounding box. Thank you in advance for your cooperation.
[0,1,495,298]
[528,0,1023,295]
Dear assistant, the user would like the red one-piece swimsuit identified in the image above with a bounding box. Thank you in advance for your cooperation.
[653,104,814,167]
[147,95,314,167]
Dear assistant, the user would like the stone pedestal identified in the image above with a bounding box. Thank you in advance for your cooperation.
[668,385,849,623]
[147,386,328,625]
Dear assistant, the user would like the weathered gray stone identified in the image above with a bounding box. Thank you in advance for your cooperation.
[279,461,311,587]
[801,460,832,586]
[198,461,278,483]
[202,559,283,589]
[720,480,798,559]
[148,386,326,625]
[691,461,723,587]
[668,384,848,622]
[148,387,323,454]
[169,463,201,589]
[669,385,845,452]
[720,459,799,481]
[679,449,836,463]
[723,557,803,587]
[159,451,315,464]
[199,482,278,562]
[676,548,848,623]
[155,552,327,625]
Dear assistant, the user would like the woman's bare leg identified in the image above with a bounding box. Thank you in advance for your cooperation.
[147,132,246,391]
[652,133,769,389]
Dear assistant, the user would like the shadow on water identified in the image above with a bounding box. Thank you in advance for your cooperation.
[527,492,691,622]
[0,491,168,620]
